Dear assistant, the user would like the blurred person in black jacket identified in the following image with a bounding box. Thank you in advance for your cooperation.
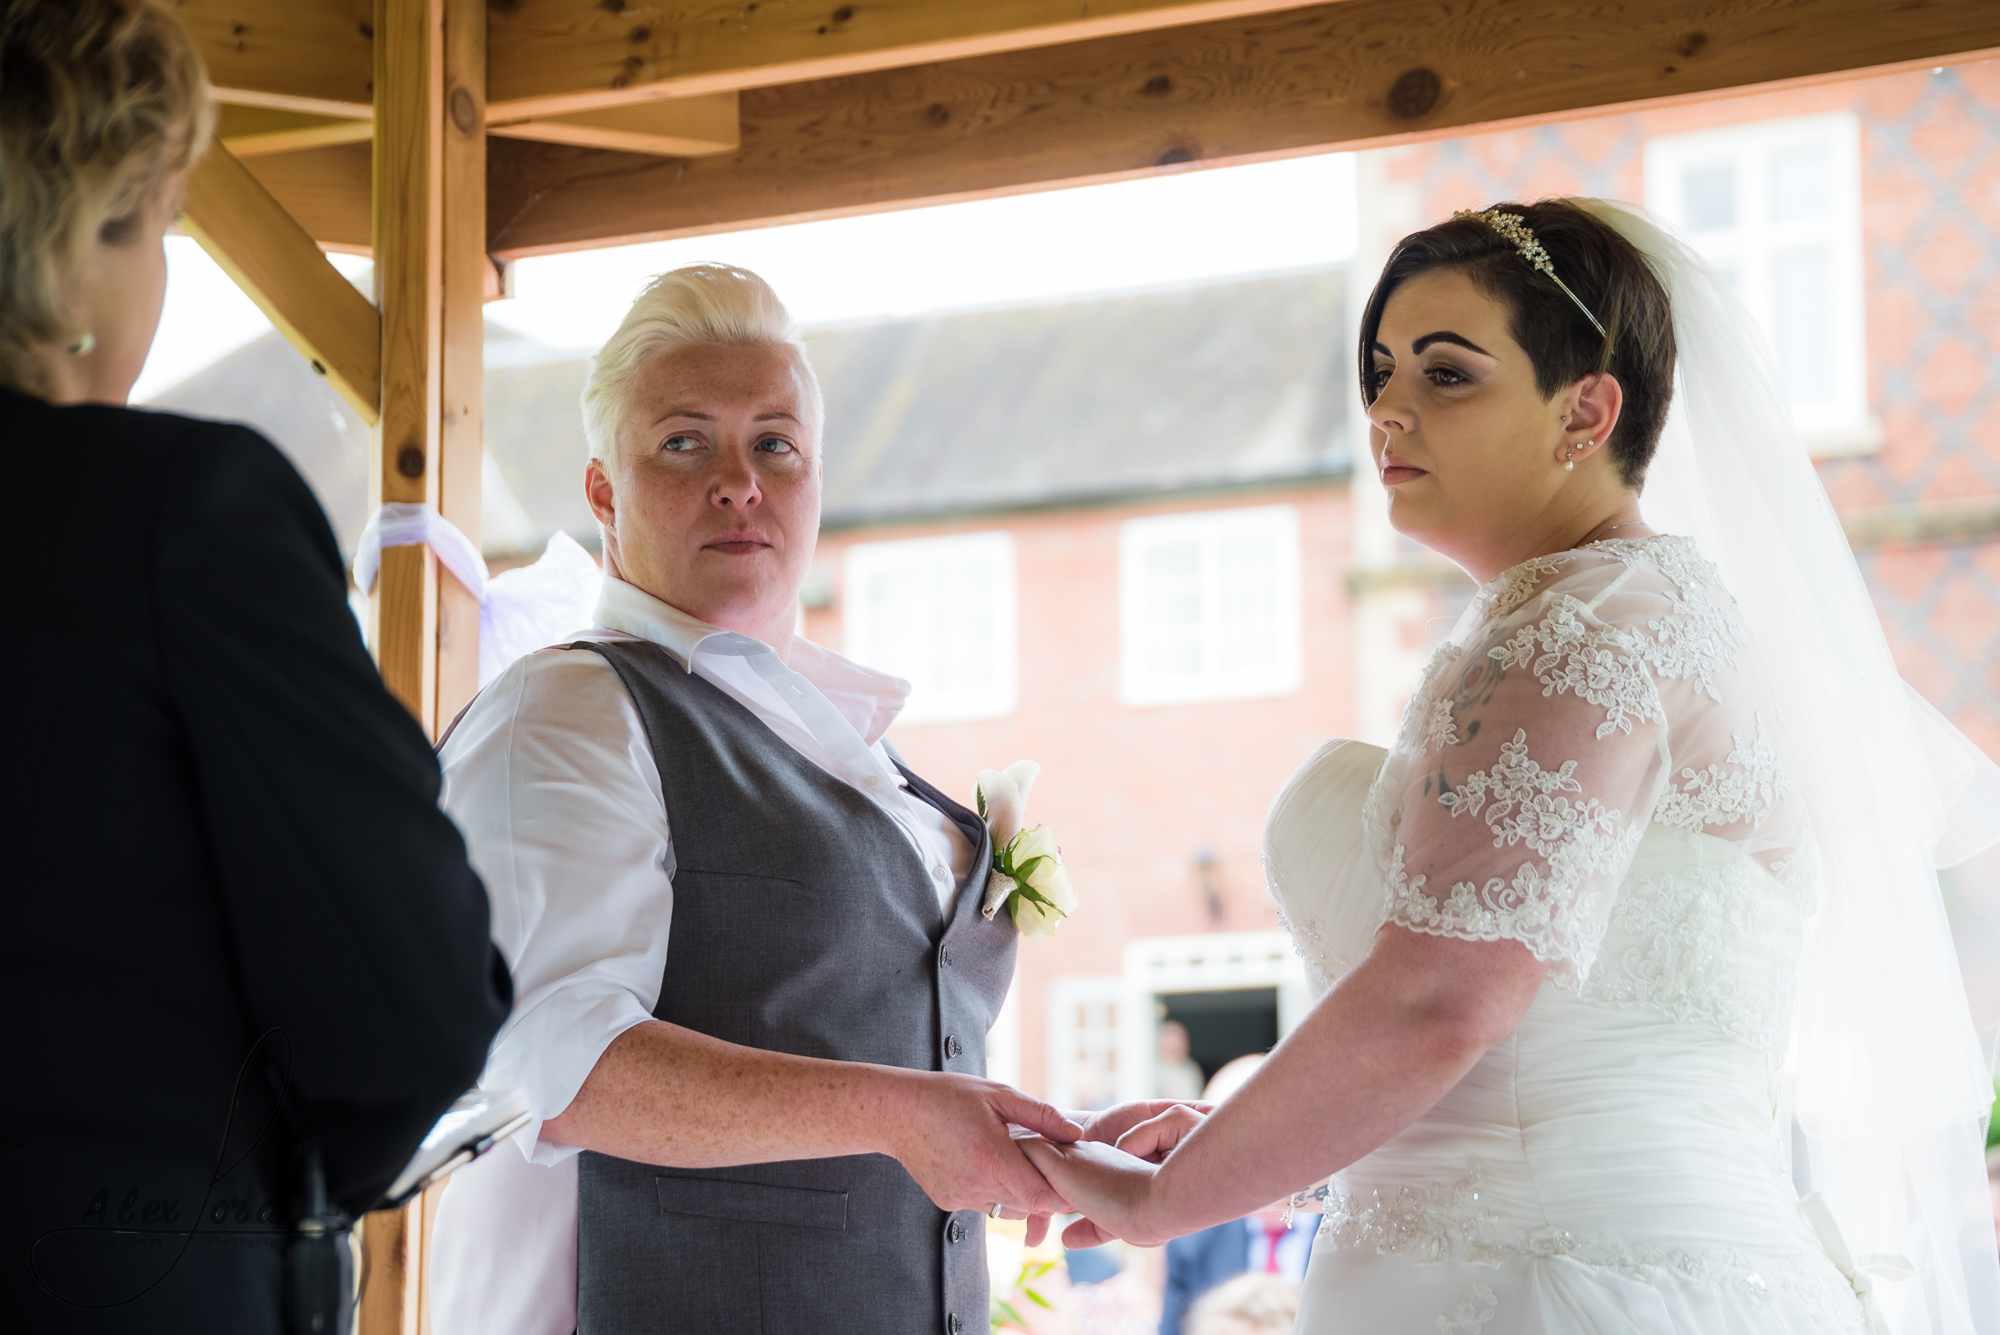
[0,3,512,1330]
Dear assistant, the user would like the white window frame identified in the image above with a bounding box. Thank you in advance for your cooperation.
[1113,931,1311,1104]
[1118,504,1303,708]
[841,530,1017,725]
[1045,977,1122,1111]
[1643,111,1878,455]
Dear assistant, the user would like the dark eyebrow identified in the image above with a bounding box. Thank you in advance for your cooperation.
[1411,331,1493,357]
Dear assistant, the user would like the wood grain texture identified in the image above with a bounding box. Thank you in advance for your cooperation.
[241,143,374,251]
[486,0,1330,118]
[179,141,381,421]
[217,105,374,158]
[490,92,741,158]
[368,0,444,736]
[180,0,377,116]
[437,0,488,731]
[486,0,2000,257]
[357,1206,414,1335]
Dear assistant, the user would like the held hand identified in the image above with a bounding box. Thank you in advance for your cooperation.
[1113,1104,1208,1163]
[1017,1137,1170,1248]
[1073,1100,1212,1155]
[884,1073,1081,1219]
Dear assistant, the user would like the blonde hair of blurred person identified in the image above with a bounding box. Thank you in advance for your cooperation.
[1202,1053,1265,1105]
[0,0,213,404]
[1184,1273,1302,1335]
[579,264,828,656]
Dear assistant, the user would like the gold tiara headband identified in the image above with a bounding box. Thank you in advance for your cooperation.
[1453,207,1608,339]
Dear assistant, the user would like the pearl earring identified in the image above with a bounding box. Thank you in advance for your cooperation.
[1566,438,1594,471]
[67,332,96,357]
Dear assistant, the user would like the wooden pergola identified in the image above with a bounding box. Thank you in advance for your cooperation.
[168,0,2000,1327]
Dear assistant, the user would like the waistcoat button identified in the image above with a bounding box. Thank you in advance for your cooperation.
[947,1315,962,1334]
[944,1035,962,1059]
[939,946,954,968]
[946,1219,964,1244]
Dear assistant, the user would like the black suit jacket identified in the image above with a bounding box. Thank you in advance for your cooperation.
[0,389,511,1333]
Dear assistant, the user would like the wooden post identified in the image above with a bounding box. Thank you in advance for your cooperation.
[368,0,444,733]
[358,0,486,1329]
[437,0,487,729]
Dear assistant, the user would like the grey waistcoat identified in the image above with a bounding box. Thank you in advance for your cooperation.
[570,639,1018,1335]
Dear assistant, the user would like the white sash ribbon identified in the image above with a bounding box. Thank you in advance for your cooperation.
[1799,1191,1914,1335]
[353,502,489,603]
[352,503,602,688]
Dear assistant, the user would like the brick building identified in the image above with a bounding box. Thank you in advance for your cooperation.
[156,59,2000,1100]
[815,60,2000,1099]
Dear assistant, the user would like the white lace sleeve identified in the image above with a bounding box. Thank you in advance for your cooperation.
[1376,564,1674,989]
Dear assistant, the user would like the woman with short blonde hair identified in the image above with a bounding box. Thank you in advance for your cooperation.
[0,0,211,398]
[2,5,511,1329]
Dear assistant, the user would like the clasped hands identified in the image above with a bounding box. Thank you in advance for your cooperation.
[891,1072,1206,1248]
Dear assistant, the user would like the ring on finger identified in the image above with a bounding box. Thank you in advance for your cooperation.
[989,1203,1005,1219]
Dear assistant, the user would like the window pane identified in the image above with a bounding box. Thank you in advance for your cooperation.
[1215,532,1277,673]
[932,557,994,693]
[1683,165,1734,230]
[863,565,935,687]
[1142,541,1203,678]
[1770,144,1830,222]
[1773,246,1833,405]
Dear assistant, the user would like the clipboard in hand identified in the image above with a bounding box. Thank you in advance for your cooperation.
[382,1088,531,1209]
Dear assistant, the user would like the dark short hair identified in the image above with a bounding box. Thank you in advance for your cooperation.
[1357,200,1677,488]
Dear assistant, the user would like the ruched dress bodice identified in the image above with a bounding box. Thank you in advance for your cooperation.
[1266,538,1869,1333]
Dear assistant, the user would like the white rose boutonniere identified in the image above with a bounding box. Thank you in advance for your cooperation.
[974,760,1077,940]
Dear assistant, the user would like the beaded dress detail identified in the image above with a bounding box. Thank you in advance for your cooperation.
[1268,537,1866,1334]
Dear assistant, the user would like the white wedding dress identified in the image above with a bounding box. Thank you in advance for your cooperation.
[1266,534,1872,1334]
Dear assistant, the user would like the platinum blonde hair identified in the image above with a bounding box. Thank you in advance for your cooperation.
[581,263,823,464]
[0,0,214,396]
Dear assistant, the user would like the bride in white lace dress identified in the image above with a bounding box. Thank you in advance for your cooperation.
[1025,200,2000,1334]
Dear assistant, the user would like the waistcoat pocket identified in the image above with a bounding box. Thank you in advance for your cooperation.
[655,1176,849,1232]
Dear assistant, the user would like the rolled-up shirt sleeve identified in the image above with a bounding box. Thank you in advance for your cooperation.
[440,644,673,1165]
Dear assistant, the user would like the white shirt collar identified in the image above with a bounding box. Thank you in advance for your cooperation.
[591,575,911,746]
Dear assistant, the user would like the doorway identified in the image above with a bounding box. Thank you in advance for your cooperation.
[1159,986,1280,1088]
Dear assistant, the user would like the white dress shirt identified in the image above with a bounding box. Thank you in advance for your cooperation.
[428,576,976,1335]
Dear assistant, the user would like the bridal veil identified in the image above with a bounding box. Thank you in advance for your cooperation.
[1581,200,2000,1335]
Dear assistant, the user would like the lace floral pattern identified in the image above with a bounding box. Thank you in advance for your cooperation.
[1655,715,1788,835]
[1583,861,1796,1056]
[1476,554,1571,621]
[1274,898,1336,994]
[1389,729,1644,979]
[1319,1160,1864,1331]
[1366,536,1812,990]
[1488,597,1666,739]
[1437,1284,1498,1333]
[1589,536,1745,699]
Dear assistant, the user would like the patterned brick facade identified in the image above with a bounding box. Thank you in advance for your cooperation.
[1390,61,2000,752]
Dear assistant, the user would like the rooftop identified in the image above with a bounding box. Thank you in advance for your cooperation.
[147,265,1351,558]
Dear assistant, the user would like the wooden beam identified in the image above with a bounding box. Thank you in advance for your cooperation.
[236,143,374,252]
[183,0,376,118]
[486,0,1326,119]
[490,92,741,159]
[217,105,373,158]
[178,140,381,422]
[437,0,489,736]
[367,0,444,735]
[487,0,2000,257]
